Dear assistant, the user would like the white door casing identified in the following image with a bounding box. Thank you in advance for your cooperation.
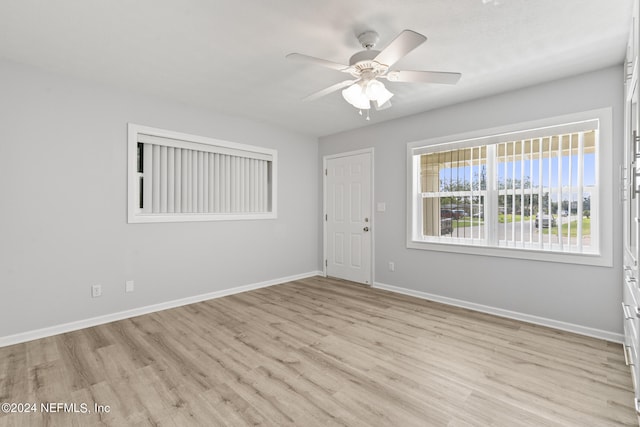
[324,150,373,285]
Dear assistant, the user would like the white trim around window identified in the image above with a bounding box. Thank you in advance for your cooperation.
[406,108,613,267]
[127,123,277,223]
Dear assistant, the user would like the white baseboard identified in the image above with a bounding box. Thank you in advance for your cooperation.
[373,281,623,344]
[0,271,323,348]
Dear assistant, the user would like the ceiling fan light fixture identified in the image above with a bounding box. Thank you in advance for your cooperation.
[342,83,370,110]
[366,80,394,106]
[364,79,383,100]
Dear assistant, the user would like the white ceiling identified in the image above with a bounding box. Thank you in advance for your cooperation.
[0,0,632,137]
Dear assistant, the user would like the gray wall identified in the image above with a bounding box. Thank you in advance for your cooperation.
[0,59,319,338]
[319,66,624,336]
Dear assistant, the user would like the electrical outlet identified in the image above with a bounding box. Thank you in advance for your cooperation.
[388,262,395,272]
[91,284,102,298]
[125,280,134,293]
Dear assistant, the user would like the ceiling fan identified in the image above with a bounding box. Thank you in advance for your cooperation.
[286,29,461,118]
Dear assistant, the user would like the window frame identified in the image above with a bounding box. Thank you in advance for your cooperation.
[127,123,277,223]
[406,108,613,267]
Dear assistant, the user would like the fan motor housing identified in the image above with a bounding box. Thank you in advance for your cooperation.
[348,50,388,76]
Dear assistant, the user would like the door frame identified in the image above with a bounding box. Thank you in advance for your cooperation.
[323,148,375,285]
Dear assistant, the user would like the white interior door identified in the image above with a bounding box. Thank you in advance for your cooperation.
[325,151,372,285]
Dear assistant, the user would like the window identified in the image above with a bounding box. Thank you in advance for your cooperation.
[128,124,277,223]
[407,109,613,266]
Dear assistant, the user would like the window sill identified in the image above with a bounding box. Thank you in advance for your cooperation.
[128,212,277,223]
[407,239,611,267]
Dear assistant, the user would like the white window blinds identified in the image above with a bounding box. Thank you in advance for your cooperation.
[414,131,597,253]
[406,108,614,266]
[128,124,277,223]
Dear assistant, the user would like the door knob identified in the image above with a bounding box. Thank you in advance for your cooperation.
[363,226,369,232]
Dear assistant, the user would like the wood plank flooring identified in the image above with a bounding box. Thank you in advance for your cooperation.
[0,276,636,426]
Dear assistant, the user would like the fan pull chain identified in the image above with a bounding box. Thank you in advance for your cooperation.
[357,109,371,120]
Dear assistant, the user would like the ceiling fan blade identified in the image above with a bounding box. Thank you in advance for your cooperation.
[373,30,427,68]
[302,79,358,101]
[286,53,352,72]
[375,100,392,111]
[386,70,462,85]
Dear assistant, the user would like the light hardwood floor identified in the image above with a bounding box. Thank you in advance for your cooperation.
[0,276,636,426]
